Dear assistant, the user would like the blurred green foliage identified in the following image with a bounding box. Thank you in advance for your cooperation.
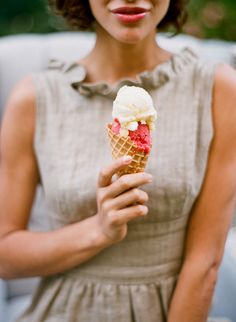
[0,0,236,40]
[186,0,236,40]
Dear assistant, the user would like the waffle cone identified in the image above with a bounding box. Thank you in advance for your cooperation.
[106,124,150,176]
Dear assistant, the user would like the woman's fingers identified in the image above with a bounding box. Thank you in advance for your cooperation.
[108,204,149,226]
[109,188,149,210]
[96,158,152,243]
[97,156,133,188]
[106,172,152,198]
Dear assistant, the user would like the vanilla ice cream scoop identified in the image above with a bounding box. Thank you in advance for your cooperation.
[112,85,157,136]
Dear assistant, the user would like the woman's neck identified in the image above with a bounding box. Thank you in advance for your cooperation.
[79,28,172,84]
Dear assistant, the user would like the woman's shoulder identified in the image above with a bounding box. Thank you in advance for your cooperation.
[214,63,236,96]
[2,75,36,141]
[212,64,236,155]
[3,75,36,125]
[2,63,64,122]
[1,75,37,174]
[213,64,236,123]
[5,63,64,112]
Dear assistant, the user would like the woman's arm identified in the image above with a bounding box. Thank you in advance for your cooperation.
[168,64,236,322]
[0,77,107,279]
[0,77,151,279]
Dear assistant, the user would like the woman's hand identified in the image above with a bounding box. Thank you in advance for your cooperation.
[95,156,152,244]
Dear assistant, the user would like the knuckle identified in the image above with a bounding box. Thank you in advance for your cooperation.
[101,200,110,214]
[99,169,108,181]
[107,211,118,225]
[97,189,107,204]
[132,188,140,199]
[119,176,130,190]
[117,157,125,166]
[112,217,121,226]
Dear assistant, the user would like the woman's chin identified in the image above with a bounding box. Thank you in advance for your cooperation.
[113,29,151,45]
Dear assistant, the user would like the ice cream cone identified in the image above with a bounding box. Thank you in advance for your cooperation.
[106,124,150,177]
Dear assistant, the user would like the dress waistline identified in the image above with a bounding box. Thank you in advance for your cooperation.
[59,259,182,285]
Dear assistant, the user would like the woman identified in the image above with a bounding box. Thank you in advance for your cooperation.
[0,0,236,321]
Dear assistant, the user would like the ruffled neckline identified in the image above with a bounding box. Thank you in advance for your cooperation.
[48,47,198,99]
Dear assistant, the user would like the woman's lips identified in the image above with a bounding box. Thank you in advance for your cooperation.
[110,7,149,23]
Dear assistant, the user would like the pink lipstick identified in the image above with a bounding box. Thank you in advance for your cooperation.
[111,7,149,23]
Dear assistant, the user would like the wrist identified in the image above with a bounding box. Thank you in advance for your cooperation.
[88,214,113,249]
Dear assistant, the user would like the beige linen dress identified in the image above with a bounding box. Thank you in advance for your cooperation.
[16,48,219,322]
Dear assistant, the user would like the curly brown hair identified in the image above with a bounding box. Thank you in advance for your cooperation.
[48,0,189,32]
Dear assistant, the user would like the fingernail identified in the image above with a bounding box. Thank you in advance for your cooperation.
[123,156,132,163]
[142,208,148,216]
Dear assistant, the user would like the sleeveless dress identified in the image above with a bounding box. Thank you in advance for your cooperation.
[16,48,219,322]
